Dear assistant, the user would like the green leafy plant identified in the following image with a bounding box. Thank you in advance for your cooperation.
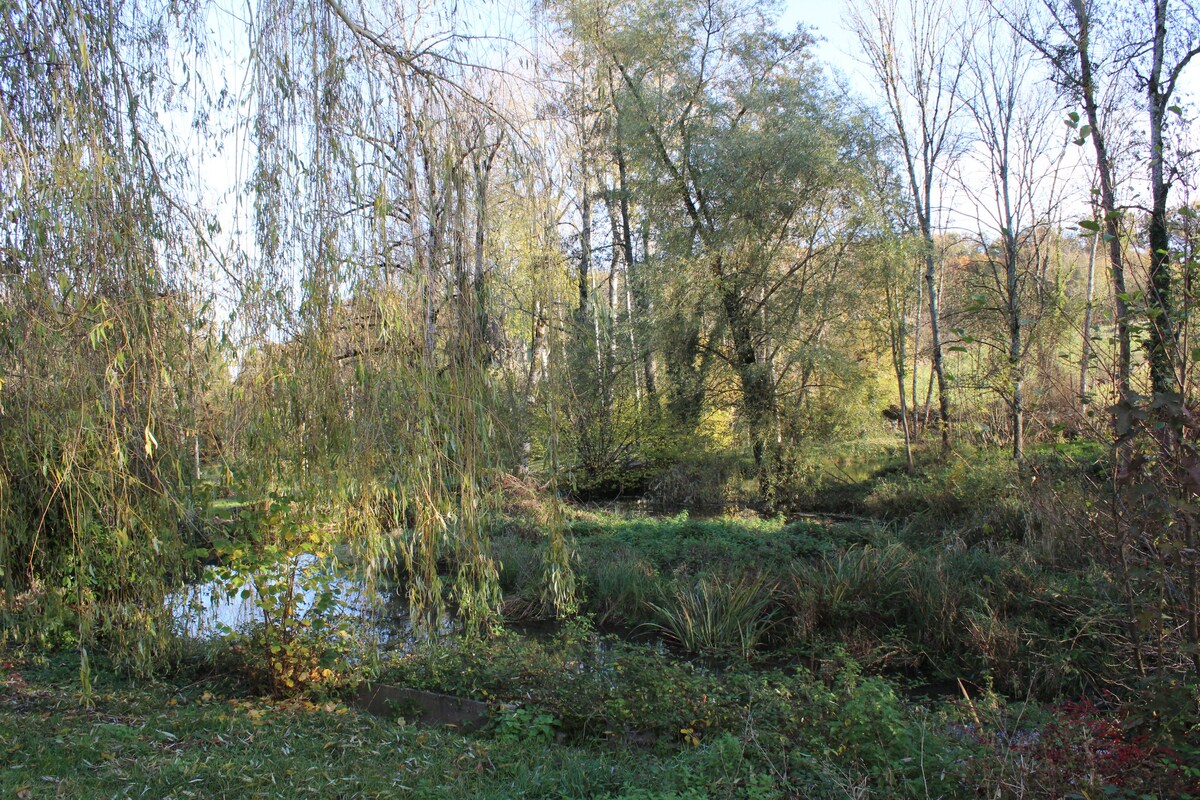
[206,496,355,696]
[492,706,560,744]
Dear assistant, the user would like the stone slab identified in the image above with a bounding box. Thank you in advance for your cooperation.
[351,683,489,731]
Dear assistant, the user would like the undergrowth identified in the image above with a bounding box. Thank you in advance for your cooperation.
[488,497,1122,697]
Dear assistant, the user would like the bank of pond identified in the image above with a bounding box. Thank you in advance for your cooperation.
[4,486,1199,799]
[22,509,1159,797]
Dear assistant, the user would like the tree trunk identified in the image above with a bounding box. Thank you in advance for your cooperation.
[624,243,641,407]
[1080,214,1098,410]
[924,242,951,450]
[1003,224,1024,461]
[922,270,943,432]
[1146,0,1179,405]
[912,259,922,435]
[578,153,591,318]
[886,282,915,471]
[521,299,549,475]
[472,136,501,360]
[1009,302,1024,460]
[1073,0,1131,412]
[615,141,657,405]
[718,263,776,493]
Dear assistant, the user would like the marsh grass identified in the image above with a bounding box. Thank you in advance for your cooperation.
[816,544,911,617]
[582,549,661,626]
[480,503,1128,697]
[648,574,779,660]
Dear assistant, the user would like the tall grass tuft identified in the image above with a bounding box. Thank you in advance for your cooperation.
[580,548,660,626]
[492,536,542,594]
[794,543,914,628]
[648,574,778,659]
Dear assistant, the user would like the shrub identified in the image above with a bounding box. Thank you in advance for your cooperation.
[491,706,561,744]
[202,508,359,697]
[645,446,746,510]
[958,696,1196,799]
[378,624,968,795]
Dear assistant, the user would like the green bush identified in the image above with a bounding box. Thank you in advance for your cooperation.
[804,543,914,627]
[492,706,561,744]
[202,504,359,697]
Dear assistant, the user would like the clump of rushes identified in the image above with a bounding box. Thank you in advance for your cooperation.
[579,547,659,627]
[648,573,778,660]
[792,543,913,629]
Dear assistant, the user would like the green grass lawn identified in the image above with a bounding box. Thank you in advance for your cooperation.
[0,653,798,800]
[4,638,1195,800]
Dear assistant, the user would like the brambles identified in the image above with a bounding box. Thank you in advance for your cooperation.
[492,706,561,744]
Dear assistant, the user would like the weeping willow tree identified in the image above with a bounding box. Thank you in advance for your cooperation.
[214,0,582,634]
[1,0,577,669]
[234,0,517,636]
[0,0,217,671]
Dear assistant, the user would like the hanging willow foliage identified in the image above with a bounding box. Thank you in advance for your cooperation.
[239,0,583,634]
[1,0,579,669]
[0,0,215,671]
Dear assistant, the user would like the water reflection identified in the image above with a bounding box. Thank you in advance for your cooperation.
[166,554,418,643]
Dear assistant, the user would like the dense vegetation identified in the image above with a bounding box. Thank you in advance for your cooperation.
[3,0,1200,796]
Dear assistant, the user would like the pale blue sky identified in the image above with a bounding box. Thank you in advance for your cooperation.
[781,0,859,77]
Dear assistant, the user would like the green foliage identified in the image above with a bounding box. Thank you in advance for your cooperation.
[863,448,1027,537]
[546,0,885,489]
[492,706,561,744]
[202,500,358,697]
[569,513,840,575]
[492,536,543,594]
[0,0,214,673]
[774,438,908,512]
[6,614,1193,800]
[540,499,579,619]
[641,439,749,510]
[483,502,1126,697]
[0,0,1194,775]
[378,625,975,795]
[578,547,659,626]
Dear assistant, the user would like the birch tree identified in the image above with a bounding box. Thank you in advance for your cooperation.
[848,0,973,451]
[960,15,1072,460]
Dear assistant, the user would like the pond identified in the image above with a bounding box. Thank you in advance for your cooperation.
[166,553,423,644]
